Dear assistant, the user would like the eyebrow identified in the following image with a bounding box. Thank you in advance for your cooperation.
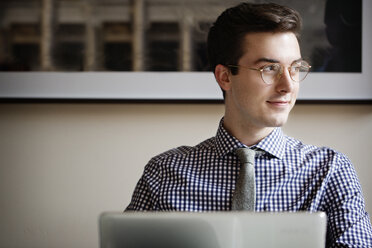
[254,58,280,64]
[253,57,303,64]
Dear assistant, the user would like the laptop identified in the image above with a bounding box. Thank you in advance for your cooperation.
[99,211,327,248]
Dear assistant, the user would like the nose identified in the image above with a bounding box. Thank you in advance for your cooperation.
[275,67,295,94]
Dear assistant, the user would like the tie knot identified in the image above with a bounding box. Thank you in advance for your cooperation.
[235,148,256,163]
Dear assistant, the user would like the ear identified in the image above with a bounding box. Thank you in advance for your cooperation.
[214,64,232,91]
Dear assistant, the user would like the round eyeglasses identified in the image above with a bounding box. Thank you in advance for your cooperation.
[228,60,311,85]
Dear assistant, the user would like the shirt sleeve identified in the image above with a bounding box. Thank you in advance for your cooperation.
[125,160,160,211]
[323,153,372,247]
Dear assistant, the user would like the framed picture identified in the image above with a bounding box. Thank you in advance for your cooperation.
[0,0,370,102]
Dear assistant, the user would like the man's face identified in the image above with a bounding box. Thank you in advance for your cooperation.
[225,32,301,130]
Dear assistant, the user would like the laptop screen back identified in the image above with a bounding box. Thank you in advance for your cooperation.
[99,212,327,248]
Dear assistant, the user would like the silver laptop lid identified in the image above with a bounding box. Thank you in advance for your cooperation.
[99,212,327,248]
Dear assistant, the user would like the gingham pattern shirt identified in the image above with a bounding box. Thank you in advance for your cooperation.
[126,119,372,247]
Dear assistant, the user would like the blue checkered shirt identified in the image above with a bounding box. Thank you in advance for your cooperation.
[126,119,372,247]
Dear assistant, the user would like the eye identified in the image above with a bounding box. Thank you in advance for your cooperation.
[262,64,280,73]
[290,65,301,73]
[291,60,310,73]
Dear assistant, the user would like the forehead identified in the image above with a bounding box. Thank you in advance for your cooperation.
[239,32,301,64]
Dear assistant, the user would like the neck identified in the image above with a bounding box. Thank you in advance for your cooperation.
[223,115,274,147]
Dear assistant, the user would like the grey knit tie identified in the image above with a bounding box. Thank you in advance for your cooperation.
[231,148,256,211]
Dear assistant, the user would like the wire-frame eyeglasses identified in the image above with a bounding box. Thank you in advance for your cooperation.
[228,60,311,85]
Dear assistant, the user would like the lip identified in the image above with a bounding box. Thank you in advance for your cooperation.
[266,100,291,107]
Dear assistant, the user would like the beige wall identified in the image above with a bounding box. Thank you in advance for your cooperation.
[0,103,371,248]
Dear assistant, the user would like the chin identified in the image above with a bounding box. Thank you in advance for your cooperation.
[264,105,292,123]
[265,115,289,127]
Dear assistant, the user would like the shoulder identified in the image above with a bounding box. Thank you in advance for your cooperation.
[146,136,216,167]
[284,135,352,168]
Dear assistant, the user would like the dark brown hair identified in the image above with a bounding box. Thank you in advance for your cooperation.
[207,2,302,75]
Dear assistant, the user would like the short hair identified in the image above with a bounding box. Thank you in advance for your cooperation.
[207,2,302,75]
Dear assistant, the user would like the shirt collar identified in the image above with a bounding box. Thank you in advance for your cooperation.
[215,118,286,159]
[255,127,286,159]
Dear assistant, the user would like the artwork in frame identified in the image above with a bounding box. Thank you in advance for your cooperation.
[0,0,370,102]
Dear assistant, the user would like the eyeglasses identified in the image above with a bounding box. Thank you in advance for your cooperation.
[228,60,311,85]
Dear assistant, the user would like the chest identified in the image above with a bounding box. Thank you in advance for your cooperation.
[156,157,325,211]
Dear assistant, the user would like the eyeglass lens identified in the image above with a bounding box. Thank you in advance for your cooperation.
[261,61,310,84]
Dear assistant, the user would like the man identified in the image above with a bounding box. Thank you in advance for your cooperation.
[126,2,372,247]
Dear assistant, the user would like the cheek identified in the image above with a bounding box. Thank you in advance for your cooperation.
[232,82,268,109]
[293,84,300,97]
[233,82,255,101]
